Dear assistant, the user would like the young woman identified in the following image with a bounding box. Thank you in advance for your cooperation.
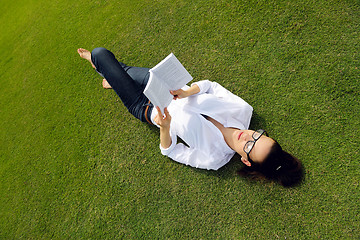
[78,47,303,187]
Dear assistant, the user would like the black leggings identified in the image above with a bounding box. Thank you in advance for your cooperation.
[91,47,153,123]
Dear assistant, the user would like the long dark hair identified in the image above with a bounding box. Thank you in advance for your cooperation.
[237,141,304,187]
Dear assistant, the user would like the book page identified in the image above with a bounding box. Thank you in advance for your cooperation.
[150,53,192,90]
[143,53,193,114]
[143,73,173,114]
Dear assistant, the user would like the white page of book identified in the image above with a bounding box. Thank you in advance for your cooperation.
[143,53,193,114]
[143,74,173,113]
[150,53,192,90]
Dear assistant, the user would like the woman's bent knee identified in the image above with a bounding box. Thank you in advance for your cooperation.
[91,47,109,58]
[91,47,117,68]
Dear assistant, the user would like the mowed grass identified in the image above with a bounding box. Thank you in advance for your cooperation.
[1,0,359,238]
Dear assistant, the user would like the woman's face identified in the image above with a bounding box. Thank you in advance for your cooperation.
[232,130,275,165]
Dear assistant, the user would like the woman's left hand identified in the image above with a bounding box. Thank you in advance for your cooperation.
[170,89,189,100]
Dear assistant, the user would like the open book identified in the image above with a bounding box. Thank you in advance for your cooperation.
[143,53,193,114]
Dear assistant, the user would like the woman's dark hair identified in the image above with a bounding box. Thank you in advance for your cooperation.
[237,141,304,187]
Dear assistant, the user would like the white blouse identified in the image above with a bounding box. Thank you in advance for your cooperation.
[150,80,253,170]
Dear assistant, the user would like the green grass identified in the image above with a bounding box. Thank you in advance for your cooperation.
[1,0,359,238]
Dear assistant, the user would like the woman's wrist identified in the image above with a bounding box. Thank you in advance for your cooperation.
[183,90,191,98]
[160,125,170,131]
[185,84,200,97]
[159,125,172,149]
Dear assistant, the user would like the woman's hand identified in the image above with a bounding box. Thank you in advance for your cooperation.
[170,89,189,100]
[154,106,171,129]
[154,107,172,149]
[170,84,200,100]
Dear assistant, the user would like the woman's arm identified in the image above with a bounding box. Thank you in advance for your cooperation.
[170,84,200,100]
[154,107,172,149]
[159,126,171,149]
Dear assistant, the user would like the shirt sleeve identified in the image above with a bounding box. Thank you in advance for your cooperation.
[191,80,253,129]
[191,80,231,97]
[193,80,250,106]
[191,80,212,94]
[163,143,223,170]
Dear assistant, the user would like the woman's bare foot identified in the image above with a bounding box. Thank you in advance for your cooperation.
[77,48,96,69]
[78,48,111,89]
[102,79,112,89]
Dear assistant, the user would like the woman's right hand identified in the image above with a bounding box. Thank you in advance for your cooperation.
[154,106,171,129]
[154,107,172,149]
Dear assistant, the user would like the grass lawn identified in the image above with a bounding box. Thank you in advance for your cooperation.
[1,0,359,238]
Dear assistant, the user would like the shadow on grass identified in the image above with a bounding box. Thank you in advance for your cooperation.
[248,111,267,131]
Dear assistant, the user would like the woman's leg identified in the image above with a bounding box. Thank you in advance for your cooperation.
[102,65,150,89]
[121,65,150,90]
[90,47,152,122]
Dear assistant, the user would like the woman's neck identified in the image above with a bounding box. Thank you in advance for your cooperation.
[206,116,237,150]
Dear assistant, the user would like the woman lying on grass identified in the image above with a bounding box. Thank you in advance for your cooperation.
[78,47,303,187]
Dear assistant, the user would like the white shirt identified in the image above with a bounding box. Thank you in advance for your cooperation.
[150,80,253,170]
